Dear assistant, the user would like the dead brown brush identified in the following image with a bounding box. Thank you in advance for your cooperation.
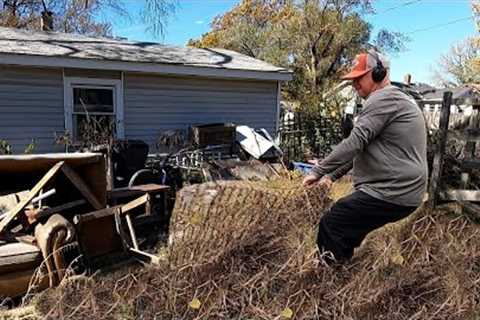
[6,178,480,320]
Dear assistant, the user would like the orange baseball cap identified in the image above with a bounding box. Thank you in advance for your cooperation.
[341,53,372,80]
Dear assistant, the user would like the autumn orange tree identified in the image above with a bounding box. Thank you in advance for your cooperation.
[189,0,406,158]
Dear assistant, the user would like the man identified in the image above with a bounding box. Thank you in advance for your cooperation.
[303,49,428,263]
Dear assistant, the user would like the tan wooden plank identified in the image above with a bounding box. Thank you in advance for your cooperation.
[107,184,169,200]
[73,206,121,224]
[120,194,149,214]
[125,213,139,250]
[0,161,64,234]
[439,190,480,202]
[129,248,162,265]
[62,163,103,210]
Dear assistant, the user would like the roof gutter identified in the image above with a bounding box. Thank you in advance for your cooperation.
[0,53,293,82]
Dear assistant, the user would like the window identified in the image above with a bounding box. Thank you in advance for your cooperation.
[64,78,124,143]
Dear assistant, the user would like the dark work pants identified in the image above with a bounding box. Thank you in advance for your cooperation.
[317,190,418,263]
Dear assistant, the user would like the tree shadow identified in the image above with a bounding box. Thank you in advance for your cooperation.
[0,31,236,68]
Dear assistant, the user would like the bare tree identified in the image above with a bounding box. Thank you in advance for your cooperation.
[433,37,480,87]
[473,0,480,32]
[0,0,176,37]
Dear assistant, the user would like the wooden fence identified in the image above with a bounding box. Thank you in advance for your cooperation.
[423,110,475,130]
[428,91,480,215]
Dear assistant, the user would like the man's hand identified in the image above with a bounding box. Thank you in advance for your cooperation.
[302,174,333,190]
[302,174,319,187]
[318,175,333,190]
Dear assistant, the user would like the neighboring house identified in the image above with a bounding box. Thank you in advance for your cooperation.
[416,85,480,114]
[0,27,292,154]
[393,81,480,129]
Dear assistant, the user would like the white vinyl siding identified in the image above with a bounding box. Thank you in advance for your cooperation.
[124,73,278,150]
[0,66,280,154]
[0,65,64,153]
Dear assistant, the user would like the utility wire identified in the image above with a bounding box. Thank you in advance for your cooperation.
[405,16,474,35]
[376,0,423,15]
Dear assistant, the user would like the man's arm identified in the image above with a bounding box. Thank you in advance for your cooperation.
[326,161,353,181]
[310,98,397,178]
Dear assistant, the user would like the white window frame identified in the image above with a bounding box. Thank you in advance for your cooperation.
[64,77,124,140]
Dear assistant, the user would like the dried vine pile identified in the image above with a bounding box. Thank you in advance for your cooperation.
[4,177,480,320]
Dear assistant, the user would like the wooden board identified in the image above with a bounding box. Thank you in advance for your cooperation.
[0,153,101,174]
[107,184,169,200]
[121,194,149,214]
[0,153,107,207]
[73,206,121,224]
[0,161,64,234]
[439,190,480,202]
[428,92,452,208]
[62,164,103,210]
[74,208,123,264]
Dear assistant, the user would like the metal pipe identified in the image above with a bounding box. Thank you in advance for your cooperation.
[31,188,56,204]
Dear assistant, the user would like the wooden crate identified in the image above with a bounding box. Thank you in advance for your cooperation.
[190,123,236,147]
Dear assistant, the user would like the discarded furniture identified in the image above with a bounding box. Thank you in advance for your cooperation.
[0,242,45,298]
[74,187,168,268]
[108,183,170,222]
[0,214,77,298]
[0,152,169,298]
[0,153,106,237]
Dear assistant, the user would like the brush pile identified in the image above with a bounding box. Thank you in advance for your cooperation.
[168,179,330,268]
[5,177,480,320]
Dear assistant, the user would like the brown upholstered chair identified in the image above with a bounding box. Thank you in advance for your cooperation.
[0,214,75,298]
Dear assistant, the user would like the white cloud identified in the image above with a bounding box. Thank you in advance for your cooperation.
[195,20,204,25]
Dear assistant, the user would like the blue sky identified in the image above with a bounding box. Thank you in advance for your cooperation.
[112,0,477,85]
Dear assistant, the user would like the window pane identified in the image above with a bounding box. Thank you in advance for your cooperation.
[74,114,116,143]
[73,87,114,113]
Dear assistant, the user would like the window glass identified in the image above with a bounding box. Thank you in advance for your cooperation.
[73,88,114,113]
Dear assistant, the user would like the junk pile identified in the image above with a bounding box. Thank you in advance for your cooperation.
[0,153,169,300]
[22,177,480,320]
[163,123,282,171]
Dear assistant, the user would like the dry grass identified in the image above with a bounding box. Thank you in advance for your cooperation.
[2,177,480,320]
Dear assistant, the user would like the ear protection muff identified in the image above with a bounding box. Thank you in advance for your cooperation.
[369,51,387,83]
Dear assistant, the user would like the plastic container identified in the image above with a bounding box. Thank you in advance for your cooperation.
[292,162,314,175]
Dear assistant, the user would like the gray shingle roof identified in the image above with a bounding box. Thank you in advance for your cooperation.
[391,81,480,104]
[421,86,477,102]
[0,27,291,79]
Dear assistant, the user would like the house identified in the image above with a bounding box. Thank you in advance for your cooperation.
[0,27,292,154]
[393,79,480,129]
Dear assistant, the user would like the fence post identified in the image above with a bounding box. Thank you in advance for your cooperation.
[428,91,452,209]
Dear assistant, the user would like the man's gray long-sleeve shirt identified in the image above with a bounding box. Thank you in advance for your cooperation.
[311,85,428,207]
